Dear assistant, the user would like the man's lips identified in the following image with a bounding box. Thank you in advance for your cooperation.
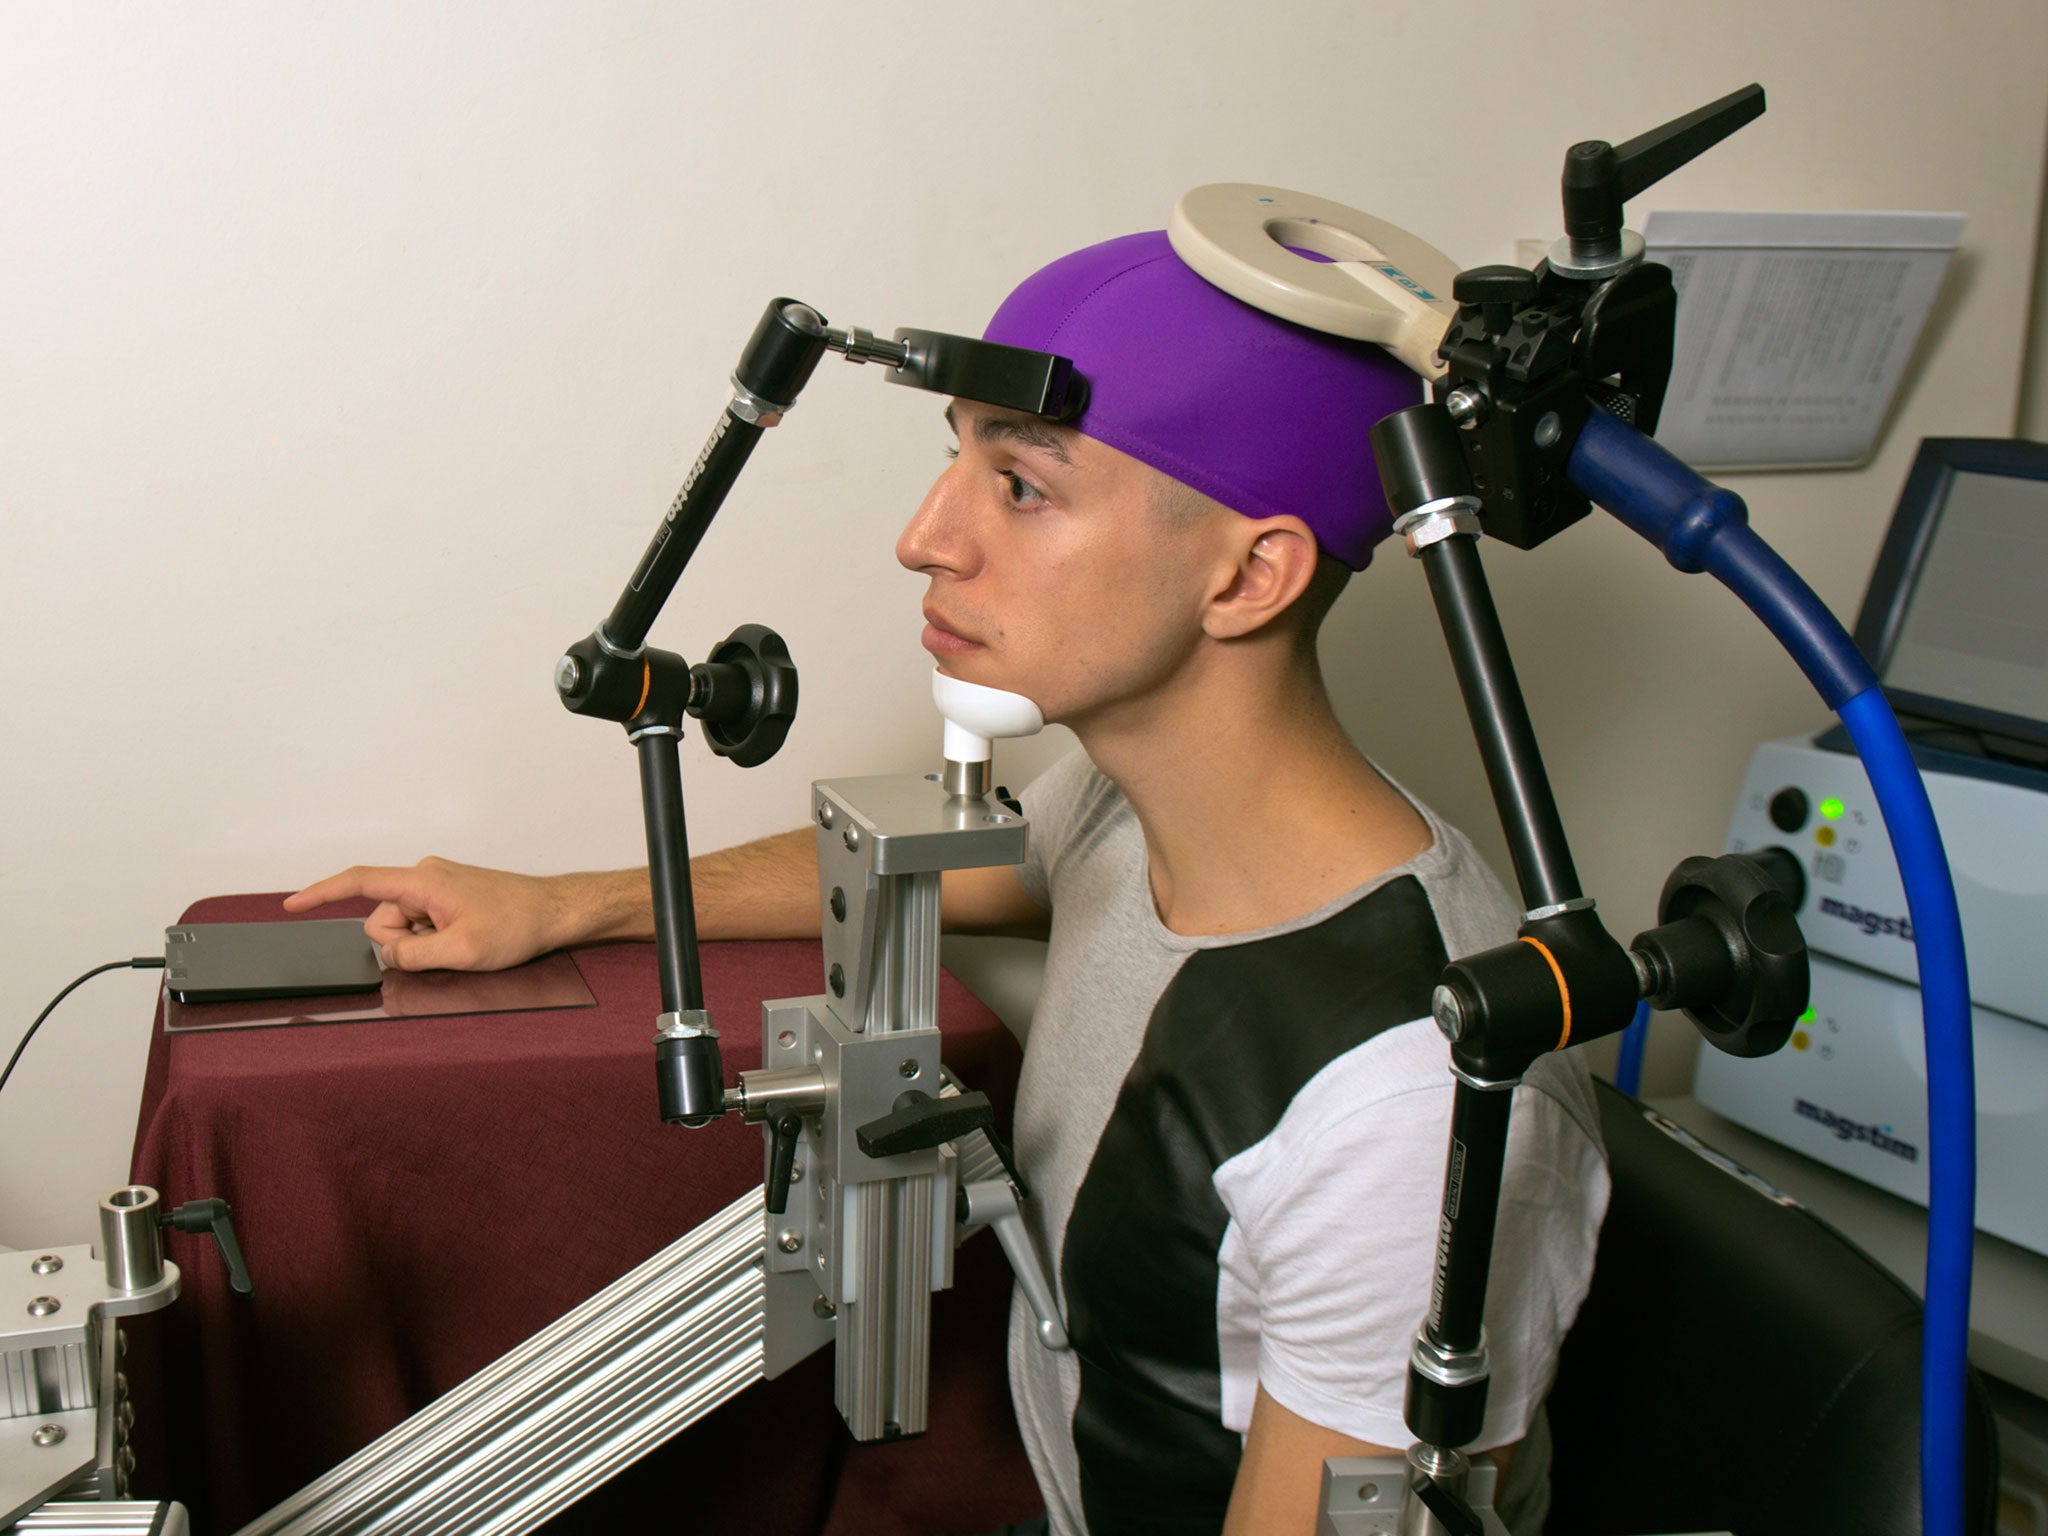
[921,609,984,655]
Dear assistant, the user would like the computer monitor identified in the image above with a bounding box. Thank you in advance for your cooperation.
[1852,437,2048,752]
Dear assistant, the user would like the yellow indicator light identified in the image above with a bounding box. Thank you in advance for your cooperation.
[1820,797,1846,820]
[1816,826,1836,847]
[1791,1031,1810,1051]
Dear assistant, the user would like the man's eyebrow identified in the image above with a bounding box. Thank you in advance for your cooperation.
[942,402,1074,466]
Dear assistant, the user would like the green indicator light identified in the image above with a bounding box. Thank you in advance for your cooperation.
[1820,797,1846,821]
[1800,1007,1817,1025]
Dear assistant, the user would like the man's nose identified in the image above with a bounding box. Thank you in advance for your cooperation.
[897,465,974,577]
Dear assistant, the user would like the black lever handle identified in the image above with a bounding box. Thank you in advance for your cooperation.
[164,1197,253,1297]
[765,1112,804,1215]
[856,1090,1029,1197]
[1562,84,1765,247]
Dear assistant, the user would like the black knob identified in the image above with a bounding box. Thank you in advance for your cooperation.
[1767,787,1809,833]
[1453,264,1540,335]
[1453,265,1541,307]
[1632,853,1809,1058]
[689,623,799,768]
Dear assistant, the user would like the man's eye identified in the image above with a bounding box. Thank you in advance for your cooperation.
[1002,471,1044,506]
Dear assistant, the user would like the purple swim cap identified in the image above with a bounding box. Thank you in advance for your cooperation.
[982,230,1423,570]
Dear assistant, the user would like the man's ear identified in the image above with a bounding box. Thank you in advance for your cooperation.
[1202,517,1319,640]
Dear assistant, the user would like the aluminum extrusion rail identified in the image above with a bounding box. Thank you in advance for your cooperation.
[235,1190,766,1536]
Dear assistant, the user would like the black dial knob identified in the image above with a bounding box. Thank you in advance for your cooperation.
[1768,786,1810,833]
[1631,852,1809,1058]
[689,623,799,768]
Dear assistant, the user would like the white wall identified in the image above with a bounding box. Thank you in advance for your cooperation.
[5,2,2045,1247]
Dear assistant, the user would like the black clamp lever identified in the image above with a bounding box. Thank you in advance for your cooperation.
[164,1197,253,1297]
[856,1089,1029,1198]
[1430,83,1764,551]
[764,1112,804,1216]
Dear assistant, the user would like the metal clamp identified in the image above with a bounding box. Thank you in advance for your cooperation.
[1394,501,1483,556]
[1408,1329,1490,1391]
[653,1009,718,1042]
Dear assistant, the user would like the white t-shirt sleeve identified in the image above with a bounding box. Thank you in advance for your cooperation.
[1212,1022,1610,1452]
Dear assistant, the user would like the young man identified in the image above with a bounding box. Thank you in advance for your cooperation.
[290,231,1608,1536]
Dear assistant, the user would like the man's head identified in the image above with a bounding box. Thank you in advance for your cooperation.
[984,230,1421,569]
[897,230,1419,729]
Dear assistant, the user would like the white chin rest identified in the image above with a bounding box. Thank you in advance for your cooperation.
[933,670,1044,763]
[1167,183,1460,380]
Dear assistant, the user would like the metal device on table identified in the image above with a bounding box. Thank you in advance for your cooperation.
[1175,87,1821,1536]
[1698,436,2048,1257]
[3,1184,248,1533]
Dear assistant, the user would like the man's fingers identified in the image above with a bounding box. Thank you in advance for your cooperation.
[284,865,416,912]
[384,927,473,973]
[363,900,423,948]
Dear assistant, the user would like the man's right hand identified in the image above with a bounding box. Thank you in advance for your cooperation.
[284,858,604,973]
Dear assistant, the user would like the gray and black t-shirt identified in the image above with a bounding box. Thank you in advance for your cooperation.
[1004,749,1608,1536]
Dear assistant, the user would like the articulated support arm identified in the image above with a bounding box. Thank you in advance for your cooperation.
[1370,400,1808,1495]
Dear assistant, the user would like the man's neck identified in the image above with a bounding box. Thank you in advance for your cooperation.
[1074,652,1431,938]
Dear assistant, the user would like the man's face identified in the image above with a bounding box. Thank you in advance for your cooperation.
[896,400,1231,729]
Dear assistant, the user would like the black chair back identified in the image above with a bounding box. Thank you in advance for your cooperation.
[1544,1081,1997,1535]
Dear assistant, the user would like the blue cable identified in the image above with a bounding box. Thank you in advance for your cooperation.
[1569,406,1977,1536]
[1612,1000,1651,1097]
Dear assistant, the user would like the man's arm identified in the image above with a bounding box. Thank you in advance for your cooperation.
[1225,1385,1514,1536]
[1224,1385,1398,1536]
[287,830,1046,971]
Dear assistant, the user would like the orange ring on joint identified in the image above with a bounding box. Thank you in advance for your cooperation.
[633,660,652,719]
[1519,934,1572,1050]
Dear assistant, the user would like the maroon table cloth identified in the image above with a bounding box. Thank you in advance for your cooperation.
[129,895,1042,1535]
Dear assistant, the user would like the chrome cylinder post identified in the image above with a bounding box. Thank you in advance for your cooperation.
[98,1189,163,1294]
[941,758,990,798]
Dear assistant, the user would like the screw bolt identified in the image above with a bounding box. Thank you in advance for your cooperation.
[30,1255,62,1275]
[1534,411,1562,448]
[899,1059,920,1079]
[813,1295,837,1319]
[817,802,835,827]
[554,655,582,693]
[1445,387,1488,427]
[828,963,846,999]
[1431,985,1468,1042]
[31,1424,65,1448]
[777,1229,803,1254]
[26,1296,59,1317]
[843,826,861,852]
